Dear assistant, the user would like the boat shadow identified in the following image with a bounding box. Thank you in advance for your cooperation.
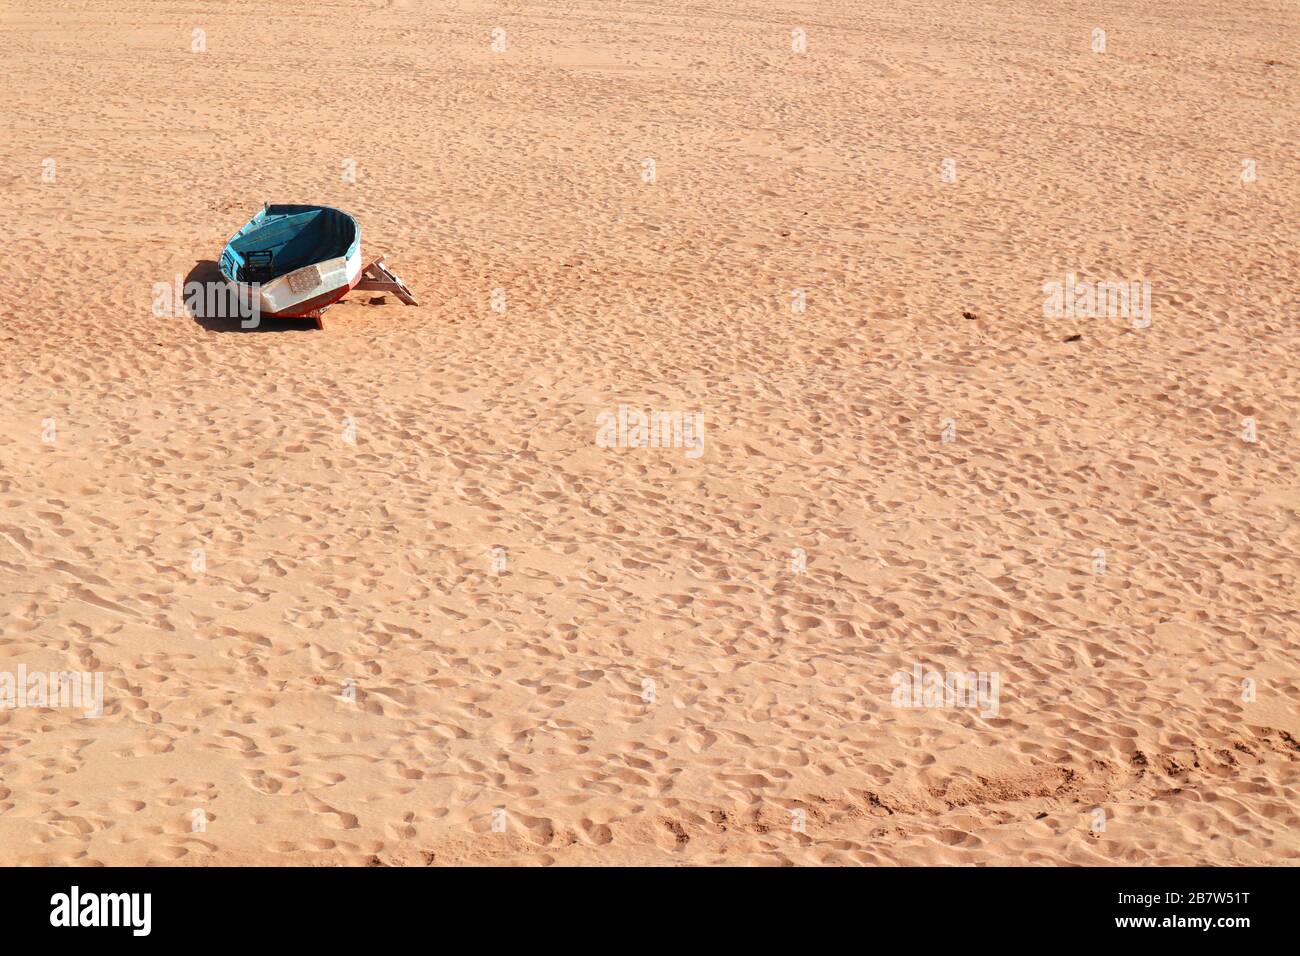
[185,260,319,332]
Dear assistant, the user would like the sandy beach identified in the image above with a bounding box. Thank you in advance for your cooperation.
[1,0,1297,865]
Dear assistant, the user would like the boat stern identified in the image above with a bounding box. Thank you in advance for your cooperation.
[255,245,364,318]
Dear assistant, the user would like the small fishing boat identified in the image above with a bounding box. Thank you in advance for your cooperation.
[220,204,363,318]
[218,204,416,327]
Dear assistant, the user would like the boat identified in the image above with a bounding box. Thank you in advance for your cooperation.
[219,204,364,319]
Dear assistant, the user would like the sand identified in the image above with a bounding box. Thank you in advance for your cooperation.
[1,0,1297,866]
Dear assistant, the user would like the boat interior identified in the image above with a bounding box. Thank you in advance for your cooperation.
[220,205,358,283]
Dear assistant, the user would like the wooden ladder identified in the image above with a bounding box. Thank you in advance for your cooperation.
[354,256,419,306]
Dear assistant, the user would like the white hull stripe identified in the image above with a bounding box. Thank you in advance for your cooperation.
[259,246,363,315]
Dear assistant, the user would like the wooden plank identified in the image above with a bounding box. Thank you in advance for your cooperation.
[354,256,419,306]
